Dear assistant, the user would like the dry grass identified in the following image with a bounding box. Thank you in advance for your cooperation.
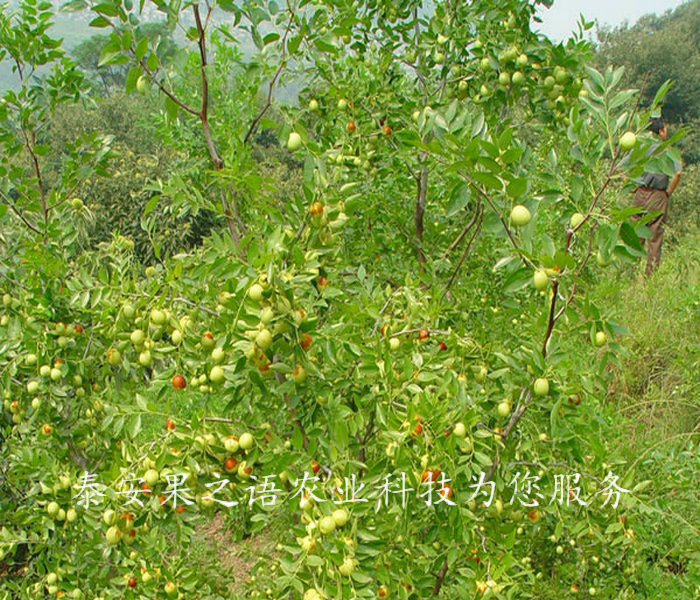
[195,512,278,593]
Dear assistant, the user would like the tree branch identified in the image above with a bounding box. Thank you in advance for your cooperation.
[371,287,403,336]
[444,204,483,293]
[21,128,48,227]
[442,202,482,259]
[243,5,296,144]
[465,178,533,269]
[414,165,428,267]
[1,192,42,236]
[193,4,224,170]
[357,408,375,479]
[432,556,449,595]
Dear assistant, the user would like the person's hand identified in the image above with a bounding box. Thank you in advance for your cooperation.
[667,170,682,196]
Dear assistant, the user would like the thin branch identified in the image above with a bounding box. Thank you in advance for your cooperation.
[477,421,507,437]
[127,292,220,317]
[399,58,428,93]
[12,56,24,82]
[228,188,246,237]
[393,217,426,259]
[480,83,648,481]
[569,73,649,237]
[432,557,449,595]
[353,100,419,182]
[357,408,375,479]
[203,416,233,423]
[553,224,597,323]
[21,128,48,227]
[444,205,483,293]
[414,165,429,267]
[104,9,198,117]
[133,47,199,115]
[244,5,296,144]
[371,287,403,336]
[485,387,529,481]
[627,73,650,131]
[388,327,448,339]
[107,1,199,117]
[1,192,42,236]
[541,278,563,357]
[193,4,224,170]
[148,66,198,114]
[268,353,309,450]
[0,261,30,291]
[442,202,482,259]
[464,178,532,268]
[192,4,245,250]
[474,525,487,552]
[171,297,220,317]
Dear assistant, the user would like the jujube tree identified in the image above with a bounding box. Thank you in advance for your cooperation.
[0,0,685,598]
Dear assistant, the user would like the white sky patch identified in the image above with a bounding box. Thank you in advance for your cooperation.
[536,0,688,42]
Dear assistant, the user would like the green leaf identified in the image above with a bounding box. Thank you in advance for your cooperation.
[263,32,280,46]
[550,399,561,436]
[61,0,87,11]
[93,2,118,16]
[619,222,644,255]
[506,178,527,198]
[127,414,141,438]
[125,65,140,94]
[351,571,372,584]
[501,147,523,164]
[333,419,348,450]
[143,195,161,217]
[446,184,470,217]
[584,66,605,95]
[135,395,148,411]
[146,52,158,71]
[306,555,324,567]
[134,36,148,61]
[98,50,127,67]
[291,425,303,450]
[89,16,111,27]
[502,268,532,293]
[164,96,178,122]
[472,171,502,191]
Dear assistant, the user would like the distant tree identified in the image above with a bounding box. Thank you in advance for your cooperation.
[72,22,177,95]
[596,0,700,162]
[72,34,121,92]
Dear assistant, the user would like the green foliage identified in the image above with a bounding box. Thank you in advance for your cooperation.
[596,0,700,162]
[667,162,700,238]
[593,237,700,597]
[71,22,177,95]
[0,0,112,241]
[43,92,219,261]
[0,1,697,599]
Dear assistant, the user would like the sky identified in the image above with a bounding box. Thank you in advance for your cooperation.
[536,0,688,41]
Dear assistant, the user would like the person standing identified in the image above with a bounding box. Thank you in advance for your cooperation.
[630,117,682,276]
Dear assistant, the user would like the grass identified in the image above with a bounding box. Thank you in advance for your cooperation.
[590,227,700,598]
[603,226,700,449]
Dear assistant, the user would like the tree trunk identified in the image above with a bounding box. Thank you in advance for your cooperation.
[414,164,428,266]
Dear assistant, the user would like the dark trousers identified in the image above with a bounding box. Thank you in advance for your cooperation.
[631,187,669,276]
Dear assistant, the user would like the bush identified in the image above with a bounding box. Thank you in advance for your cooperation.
[2,1,698,598]
[47,94,219,262]
[667,162,700,239]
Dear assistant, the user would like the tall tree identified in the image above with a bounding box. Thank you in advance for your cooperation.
[596,0,700,161]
